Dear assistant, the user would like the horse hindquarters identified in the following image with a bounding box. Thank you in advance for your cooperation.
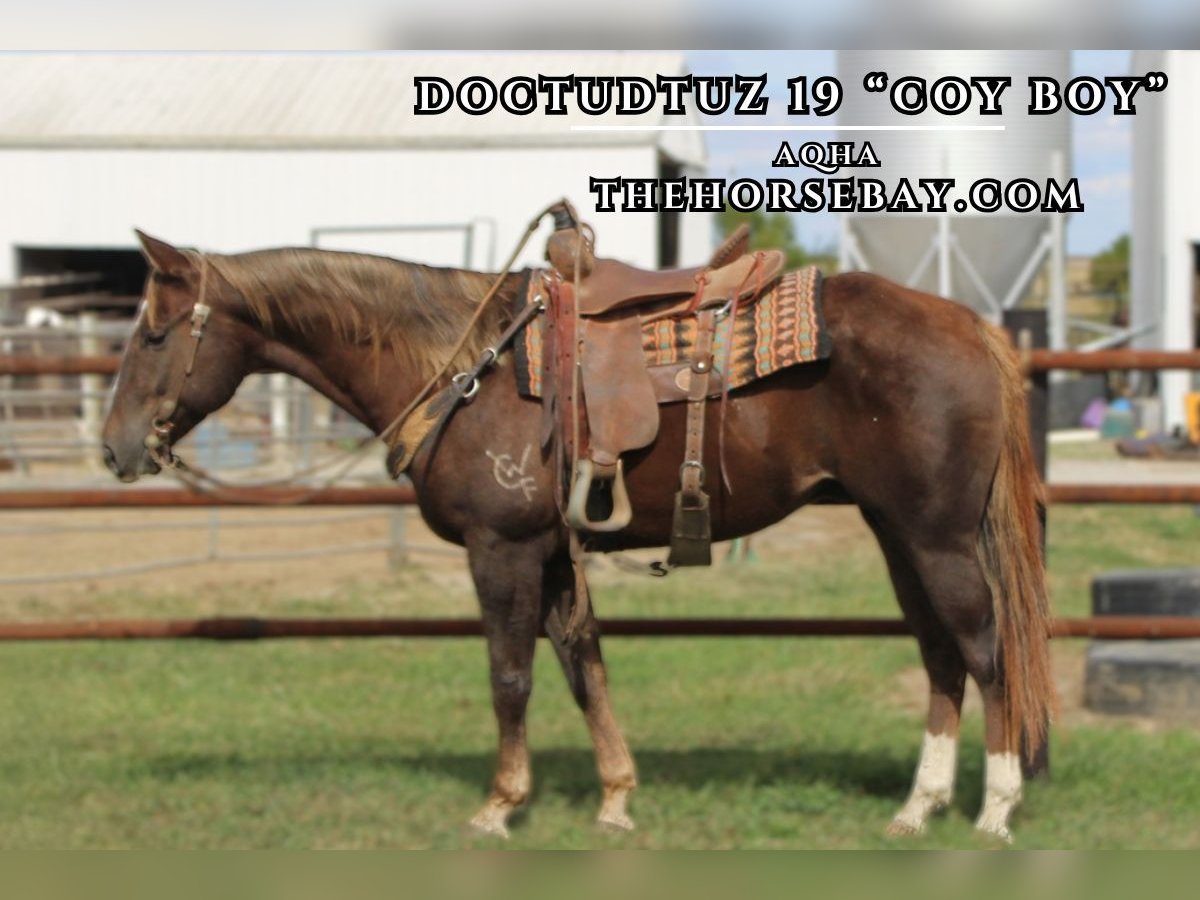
[902,321,1053,840]
[820,276,1053,839]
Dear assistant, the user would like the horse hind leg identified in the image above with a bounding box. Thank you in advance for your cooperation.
[888,632,966,835]
[868,524,966,836]
[543,556,638,831]
[909,543,1024,842]
[974,678,1023,841]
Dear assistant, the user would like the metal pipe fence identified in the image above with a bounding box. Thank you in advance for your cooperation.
[0,345,1198,642]
[0,616,1198,642]
[1,484,1196,508]
[8,348,1200,378]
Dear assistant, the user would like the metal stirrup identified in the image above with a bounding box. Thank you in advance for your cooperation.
[565,458,634,532]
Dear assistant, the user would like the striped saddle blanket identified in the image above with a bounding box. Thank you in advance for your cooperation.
[513,265,830,402]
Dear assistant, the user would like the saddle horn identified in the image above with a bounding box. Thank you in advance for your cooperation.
[546,200,594,281]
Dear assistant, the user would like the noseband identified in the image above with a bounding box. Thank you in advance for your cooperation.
[144,255,212,469]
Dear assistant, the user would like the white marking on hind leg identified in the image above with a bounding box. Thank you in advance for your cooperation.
[596,786,635,832]
[888,731,957,835]
[975,751,1022,842]
[469,799,515,839]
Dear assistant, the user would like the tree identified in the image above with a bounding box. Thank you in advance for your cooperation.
[1090,234,1130,303]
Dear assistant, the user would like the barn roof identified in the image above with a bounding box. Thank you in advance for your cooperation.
[0,53,705,165]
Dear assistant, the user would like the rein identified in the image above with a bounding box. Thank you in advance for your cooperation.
[144,204,559,504]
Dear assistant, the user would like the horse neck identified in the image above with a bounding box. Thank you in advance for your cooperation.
[235,260,493,437]
[252,332,420,438]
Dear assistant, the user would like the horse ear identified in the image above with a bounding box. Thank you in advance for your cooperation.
[135,229,191,276]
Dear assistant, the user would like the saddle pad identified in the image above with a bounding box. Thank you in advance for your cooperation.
[513,266,829,399]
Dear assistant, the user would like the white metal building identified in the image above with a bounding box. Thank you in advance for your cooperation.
[1132,50,1200,432]
[0,53,711,286]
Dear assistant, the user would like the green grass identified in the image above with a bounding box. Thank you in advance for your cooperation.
[1,506,1199,848]
[1047,437,1122,461]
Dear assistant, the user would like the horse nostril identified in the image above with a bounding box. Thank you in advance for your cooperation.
[102,444,119,474]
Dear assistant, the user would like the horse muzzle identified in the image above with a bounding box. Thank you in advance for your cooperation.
[101,442,162,483]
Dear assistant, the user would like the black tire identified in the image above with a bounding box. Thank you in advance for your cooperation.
[1092,569,1200,617]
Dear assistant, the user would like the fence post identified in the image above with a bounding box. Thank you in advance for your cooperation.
[1003,308,1050,779]
[1003,309,1050,479]
[79,312,104,471]
[270,372,291,469]
[0,332,29,476]
[388,508,409,571]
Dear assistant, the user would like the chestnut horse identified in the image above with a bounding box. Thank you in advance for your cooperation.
[102,231,1053,842]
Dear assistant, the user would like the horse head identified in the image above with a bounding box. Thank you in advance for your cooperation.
[101,231,251,482]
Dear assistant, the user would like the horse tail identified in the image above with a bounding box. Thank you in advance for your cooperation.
[975,320,1056,754]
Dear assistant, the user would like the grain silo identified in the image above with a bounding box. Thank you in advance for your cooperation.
[837,51,1072,347]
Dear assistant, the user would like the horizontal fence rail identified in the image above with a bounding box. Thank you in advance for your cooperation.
[0,616,1197,642]
[1044,484,1200,504]
[1028,349,1200,373]
[0,354,120,376]
[5,348,1200,379]
[0,486,416,508]
[2,484,1199,508]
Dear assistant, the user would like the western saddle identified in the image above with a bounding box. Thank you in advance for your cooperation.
[541,201,783,567]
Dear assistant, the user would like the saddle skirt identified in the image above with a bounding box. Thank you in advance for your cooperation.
[514,266,829,404]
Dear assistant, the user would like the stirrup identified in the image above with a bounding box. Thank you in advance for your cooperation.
[566,458,633,532]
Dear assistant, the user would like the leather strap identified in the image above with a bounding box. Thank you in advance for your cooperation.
[144,255,213,463]
[564,528,592,640]
[388,290,545,476]
[680,306,717,500]
[543,276,582,510]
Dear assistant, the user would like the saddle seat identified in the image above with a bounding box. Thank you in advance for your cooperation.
[576,251,783,317]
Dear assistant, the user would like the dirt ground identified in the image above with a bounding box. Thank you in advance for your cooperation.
[0,500,871,605]
[0,506,395,591]
[1,443,1195,604]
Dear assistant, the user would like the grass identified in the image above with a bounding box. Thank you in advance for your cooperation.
[1,506,1199,848]
[1047,437,1122,461]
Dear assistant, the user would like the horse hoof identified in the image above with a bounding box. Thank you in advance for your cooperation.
[974,820,1014,844]
[597,810,635,833]
[885,817,925,838]
[469,807,511,839]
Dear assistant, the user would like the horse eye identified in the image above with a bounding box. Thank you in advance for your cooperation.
[143,330,168,348]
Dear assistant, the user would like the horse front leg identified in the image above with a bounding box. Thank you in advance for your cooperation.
[466,532,545,838]
[543,556,638,831]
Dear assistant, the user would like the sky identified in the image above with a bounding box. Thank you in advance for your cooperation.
[686,51,1132,257]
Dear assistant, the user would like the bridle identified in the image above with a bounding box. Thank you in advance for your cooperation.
[143,254,212,471]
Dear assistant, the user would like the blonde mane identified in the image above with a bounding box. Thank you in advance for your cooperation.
[201,248,512,378]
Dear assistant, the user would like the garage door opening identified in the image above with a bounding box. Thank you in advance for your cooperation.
[17,247,147,300]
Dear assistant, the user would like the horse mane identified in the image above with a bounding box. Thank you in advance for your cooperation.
[202,247,513,378]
